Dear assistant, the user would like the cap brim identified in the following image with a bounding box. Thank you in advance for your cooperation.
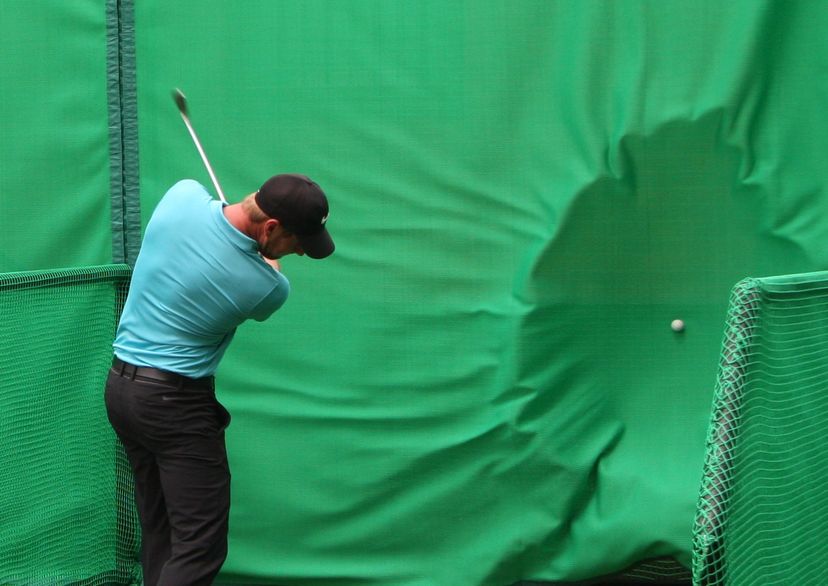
[299,227,335,259]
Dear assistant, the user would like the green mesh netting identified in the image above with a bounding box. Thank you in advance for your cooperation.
[693,271,828,585]
[0,265,141,586]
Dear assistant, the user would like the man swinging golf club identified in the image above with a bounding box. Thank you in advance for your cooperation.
[105,91,335,586]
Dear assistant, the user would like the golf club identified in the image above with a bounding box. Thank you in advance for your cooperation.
[172,88,227,203]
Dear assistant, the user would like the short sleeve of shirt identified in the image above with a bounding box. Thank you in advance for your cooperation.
[250,272,290,321]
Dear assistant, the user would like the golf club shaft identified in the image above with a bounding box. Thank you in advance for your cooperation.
[180,113,226,203]
[174,90,227,204]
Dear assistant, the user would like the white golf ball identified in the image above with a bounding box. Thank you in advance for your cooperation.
[671,319,685,332]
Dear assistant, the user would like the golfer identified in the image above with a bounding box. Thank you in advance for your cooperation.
[104,173,334,586]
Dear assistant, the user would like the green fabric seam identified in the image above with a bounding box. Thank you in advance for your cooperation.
[107,0,140,266]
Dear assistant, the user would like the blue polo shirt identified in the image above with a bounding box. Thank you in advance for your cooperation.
[114,180,289,377]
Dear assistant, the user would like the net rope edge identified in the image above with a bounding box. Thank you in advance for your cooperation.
[0,264,131,292]
[692,277,762,585]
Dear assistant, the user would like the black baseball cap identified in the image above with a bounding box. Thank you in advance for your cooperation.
[255,174,334,259]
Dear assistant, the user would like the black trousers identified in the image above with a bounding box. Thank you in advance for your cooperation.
[104,362,232,586]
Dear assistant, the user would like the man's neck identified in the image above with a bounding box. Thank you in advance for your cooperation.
[223,203,260,242]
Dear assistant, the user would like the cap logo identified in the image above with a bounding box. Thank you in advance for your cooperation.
[320,213,329,225]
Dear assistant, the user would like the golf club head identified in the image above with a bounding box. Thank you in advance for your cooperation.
[172,88,188,116]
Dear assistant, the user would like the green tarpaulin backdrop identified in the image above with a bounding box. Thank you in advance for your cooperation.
[2,1,828,584]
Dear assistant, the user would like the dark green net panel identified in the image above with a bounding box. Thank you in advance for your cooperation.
[0,265,141,586]
[693,271,828,585]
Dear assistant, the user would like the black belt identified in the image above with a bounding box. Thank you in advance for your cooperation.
[111,357,213,389]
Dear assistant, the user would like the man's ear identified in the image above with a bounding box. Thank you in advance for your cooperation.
[264,218,281,236]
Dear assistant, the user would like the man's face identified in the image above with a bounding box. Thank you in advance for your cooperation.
[260,223,305,259]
